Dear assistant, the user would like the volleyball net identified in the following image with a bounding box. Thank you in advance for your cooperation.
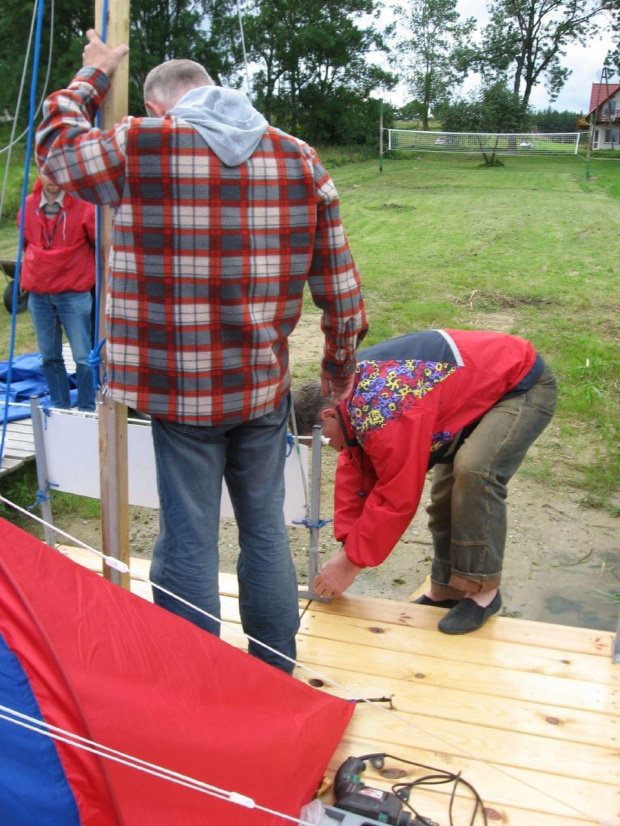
[386,129,582,155]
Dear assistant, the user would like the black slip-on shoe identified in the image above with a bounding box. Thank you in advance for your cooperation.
[438,591,502,635]
[412,594,460,609]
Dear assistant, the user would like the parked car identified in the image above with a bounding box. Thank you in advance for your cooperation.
[1,259,29,314]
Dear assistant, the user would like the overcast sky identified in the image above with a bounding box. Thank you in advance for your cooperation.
[377,0,617,113]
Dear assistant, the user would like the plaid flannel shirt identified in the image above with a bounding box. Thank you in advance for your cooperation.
[36,68,367,424]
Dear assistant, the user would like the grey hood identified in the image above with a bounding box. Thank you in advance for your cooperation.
[168,86,268,167]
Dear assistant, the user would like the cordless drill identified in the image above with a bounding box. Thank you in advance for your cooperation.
[332,756,439,826]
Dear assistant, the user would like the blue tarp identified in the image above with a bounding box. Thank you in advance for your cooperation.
[0,354,77,422]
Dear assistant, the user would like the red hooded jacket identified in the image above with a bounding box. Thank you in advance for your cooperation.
[17,178,96,294]
[333,330,544,568]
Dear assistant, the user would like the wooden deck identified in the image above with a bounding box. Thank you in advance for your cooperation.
[0,416,36,476]
[63,546,620,826]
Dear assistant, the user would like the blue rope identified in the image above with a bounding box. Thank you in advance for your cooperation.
[286,433,296,456]
[293,517,332,530]
[88,337,107,391]
[89,0,109,395]
[0,0,46,465]
[28,480,58,511]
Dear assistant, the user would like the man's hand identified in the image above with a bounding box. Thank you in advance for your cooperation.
[82,29,129,78]
[321,370,355,405]
[313,549,362,599]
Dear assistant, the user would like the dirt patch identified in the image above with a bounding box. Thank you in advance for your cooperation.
[60,315,620,633]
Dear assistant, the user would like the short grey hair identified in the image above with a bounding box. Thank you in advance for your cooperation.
[290,381,332,436]
[143,59,213,111]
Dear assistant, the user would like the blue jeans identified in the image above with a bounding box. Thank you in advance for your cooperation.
[149,395,299,673]
[427,366,557,597]
[28,291,96,412]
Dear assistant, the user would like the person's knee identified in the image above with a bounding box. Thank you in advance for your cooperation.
[452,450,487,482]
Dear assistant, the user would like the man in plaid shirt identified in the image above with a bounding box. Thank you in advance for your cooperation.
[36,31,367,673]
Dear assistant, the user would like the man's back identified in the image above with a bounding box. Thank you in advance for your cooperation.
[37,69,367,424]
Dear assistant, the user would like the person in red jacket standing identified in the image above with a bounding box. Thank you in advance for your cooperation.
[293,329,557,634]
[18,173,96,411]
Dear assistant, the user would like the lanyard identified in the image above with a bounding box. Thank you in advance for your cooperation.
[38,206,64,249]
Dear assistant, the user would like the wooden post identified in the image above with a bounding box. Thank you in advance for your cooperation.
[95,0,130,589]
[586,113,593,180]
[379,98,384,173]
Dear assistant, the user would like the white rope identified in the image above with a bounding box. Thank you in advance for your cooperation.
[0,494,604,824]
[0,705,317,825]
[236,0,253,101]
[0,0,54,186]
[0,0,38,221]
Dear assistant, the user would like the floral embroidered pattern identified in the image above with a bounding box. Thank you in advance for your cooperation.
[431,431,453,451]
[348,359,459,444]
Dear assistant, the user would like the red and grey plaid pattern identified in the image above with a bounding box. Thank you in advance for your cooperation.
[36,68,367,424]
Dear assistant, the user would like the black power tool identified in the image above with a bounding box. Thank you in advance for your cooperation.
[332,756,439,826]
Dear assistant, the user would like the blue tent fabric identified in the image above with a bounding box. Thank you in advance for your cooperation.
[0,634,81,826]
[0,353,78,422]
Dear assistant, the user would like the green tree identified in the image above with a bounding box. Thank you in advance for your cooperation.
[396,99,425,124]
[0,0,93,127]
[244,0,395,141]
[602,0,620,74]
[530,106,582,132]
[393,0,476,130]
[439,82,527,133]
[437,82,532,164]
[122,0,242,114]
[0,1,243,123]
[479,0,606,119]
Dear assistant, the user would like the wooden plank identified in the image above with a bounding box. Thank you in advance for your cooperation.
[4,436,35,451]
[0,456,29,475]
[309,592,614,658]
[95,0,130,591]
[311,691,620,784]
[297,634,617,714]
[299,608,619,686]
[1,445,34,458]
[294,664,617,749]
[4,422,34,435]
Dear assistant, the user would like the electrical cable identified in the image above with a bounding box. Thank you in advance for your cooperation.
[356,752,487,826]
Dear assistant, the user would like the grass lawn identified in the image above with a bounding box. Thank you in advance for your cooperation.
[1,149,619,509]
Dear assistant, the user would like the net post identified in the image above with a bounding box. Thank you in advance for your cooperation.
[586,114,593,180]
[379,98,384,173]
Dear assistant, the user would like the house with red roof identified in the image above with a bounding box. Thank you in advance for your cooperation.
[588,82,620,150]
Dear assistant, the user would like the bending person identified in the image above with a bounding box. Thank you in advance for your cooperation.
[293,329,557,634]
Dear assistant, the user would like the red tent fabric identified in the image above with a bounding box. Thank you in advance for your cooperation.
[0,517,354,824]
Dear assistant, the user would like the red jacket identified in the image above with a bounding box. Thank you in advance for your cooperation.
[18,178,96,294]
[333,330,543,568]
